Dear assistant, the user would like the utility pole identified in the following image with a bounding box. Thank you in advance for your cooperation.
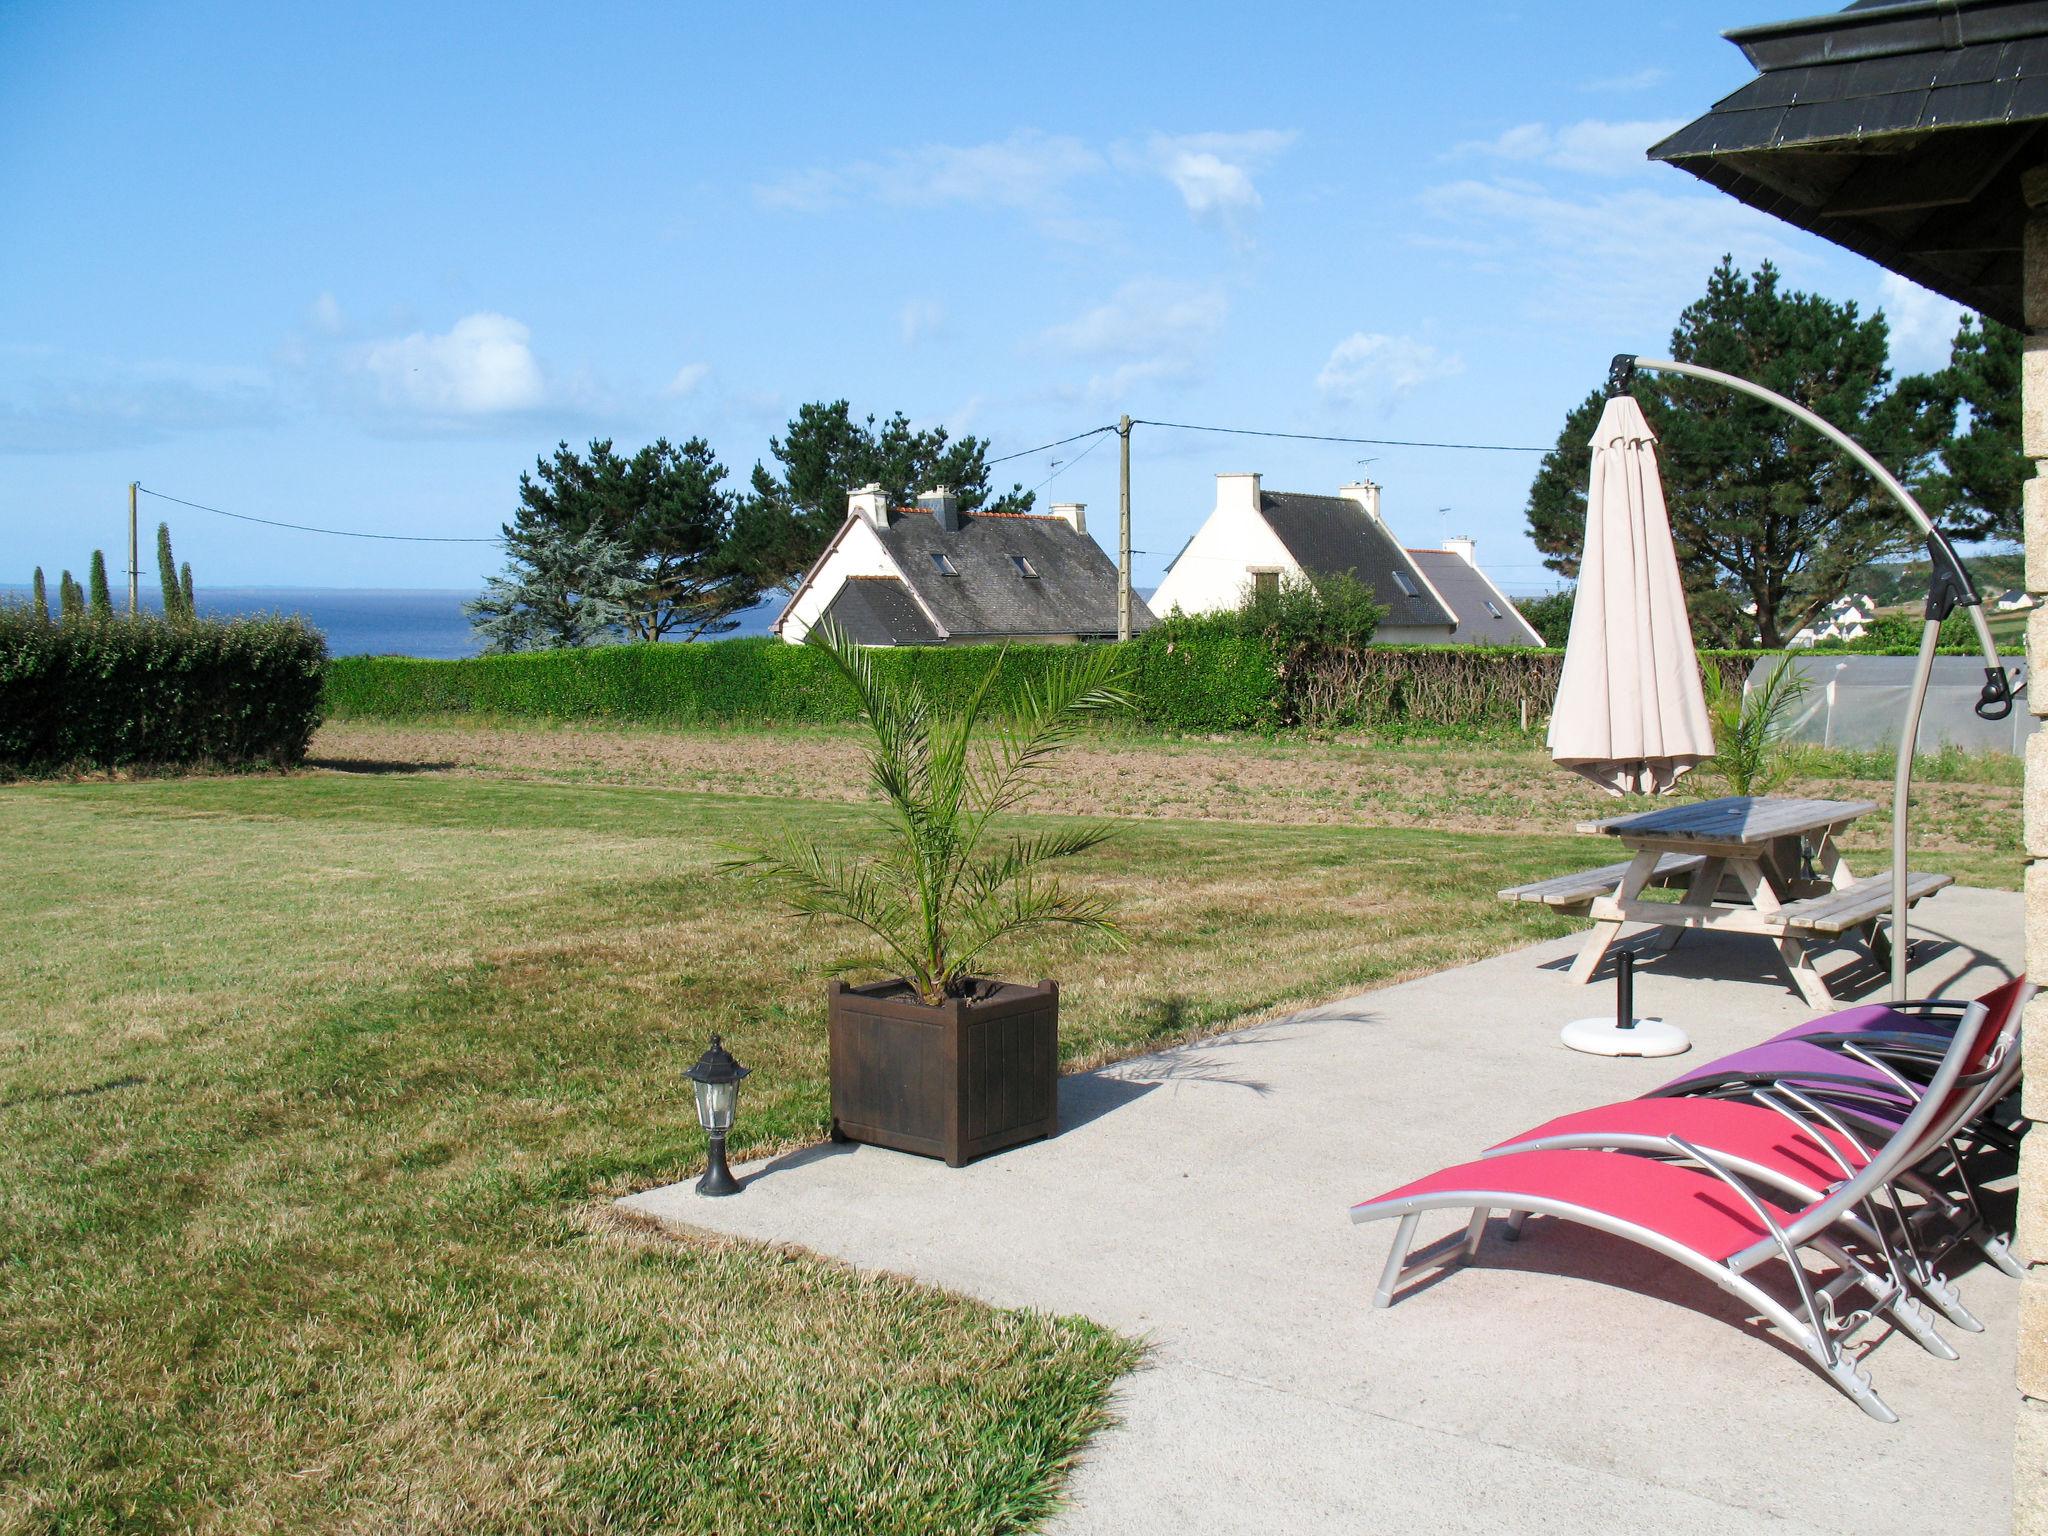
[1117,414,1132,642]
[127,481,139,614]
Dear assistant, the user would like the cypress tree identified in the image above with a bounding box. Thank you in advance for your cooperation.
[59,571,82,623]
[88,550,113,618]
[179,561,194,615]
[157,522,183,618]
[31,566,46,618]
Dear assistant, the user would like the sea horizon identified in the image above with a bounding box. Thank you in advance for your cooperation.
[0,583,784,660]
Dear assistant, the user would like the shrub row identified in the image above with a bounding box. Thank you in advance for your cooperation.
[0,608,329,773]
[325,633,1281,732]
[1288,645,1760,731]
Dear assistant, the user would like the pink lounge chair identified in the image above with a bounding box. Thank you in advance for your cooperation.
[1486,977,2029,1329]
[1351,993,2007,1421]
[1638,977,2030,1284]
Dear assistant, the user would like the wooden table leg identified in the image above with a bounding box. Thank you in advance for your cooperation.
[1737,859,1835,1009]
[1658,856,1726,952]
[1568,848,1658,985]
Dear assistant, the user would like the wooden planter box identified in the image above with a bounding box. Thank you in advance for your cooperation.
[826,977,1058,1167]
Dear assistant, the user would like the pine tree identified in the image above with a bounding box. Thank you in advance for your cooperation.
[31,566,47,619]
[179,562,194,615]
[1525,256,1950,647]
[88,550,113,619]
[156,522,185,619]
[1928,316,2023,545]
[59,571,82,623]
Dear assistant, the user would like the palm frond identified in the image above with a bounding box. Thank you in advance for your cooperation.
[724,839,932,992]
[945,876,1126,989]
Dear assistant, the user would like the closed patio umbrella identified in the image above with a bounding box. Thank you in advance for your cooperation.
[1548,386,1714,797]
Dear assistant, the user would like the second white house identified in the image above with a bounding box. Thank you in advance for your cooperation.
[1148,473,1542,646]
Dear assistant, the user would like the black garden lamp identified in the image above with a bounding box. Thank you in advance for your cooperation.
[685,1034,750,1196]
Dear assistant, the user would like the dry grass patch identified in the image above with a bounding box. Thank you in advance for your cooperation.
[311,717,2023,888]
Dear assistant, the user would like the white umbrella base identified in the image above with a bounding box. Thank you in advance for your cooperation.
[1560,1015,1690,1057]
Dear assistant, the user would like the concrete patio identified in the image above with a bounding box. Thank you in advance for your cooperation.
[625,886,2024,1535]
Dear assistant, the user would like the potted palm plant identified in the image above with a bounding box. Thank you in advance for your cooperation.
[732,620,1128,1166]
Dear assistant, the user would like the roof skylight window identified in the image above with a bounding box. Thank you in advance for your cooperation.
[1391,571,1420,598]
[1009,555,1039,579]
[930,552,960,576]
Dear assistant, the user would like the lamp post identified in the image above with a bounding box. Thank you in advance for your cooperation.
[685,1034,750,1196]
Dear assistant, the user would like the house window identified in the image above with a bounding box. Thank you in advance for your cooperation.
[1251,569,1280,599]
[1483,598,1504,619]
[1391,571,1420,599]
[1009,555,1039,579]
[930,552,959,576]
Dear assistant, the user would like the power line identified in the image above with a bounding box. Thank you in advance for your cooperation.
[137,485,502,543]
[1028,427,1113,494]
[1132,418,1550,454]
[986,424,1117,467]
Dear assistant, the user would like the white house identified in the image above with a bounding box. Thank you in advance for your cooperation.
[774,484,1151,646]
[1996,588,2036,612]
[1147,473,1542,645]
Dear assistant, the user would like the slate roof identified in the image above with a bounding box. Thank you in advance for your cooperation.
[1256,493,1456,631]
[1650,0,2048,327]
[817,576,941,645]
[1408,550,1544,646]
[873,511,1153,640]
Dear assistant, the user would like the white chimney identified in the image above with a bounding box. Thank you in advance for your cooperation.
[1443,536,1477,567]
[847,483,890,527]
[916,485,962,531]
[1050,501,1086,535]
[1217,471,1263,518]
[1338,480,1381,521]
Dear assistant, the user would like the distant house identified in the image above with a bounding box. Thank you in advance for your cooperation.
[1996,589,2036,612]
[1792,591,1880,646]
[1147,473,1541,645]
[774,484,1151,646]
[1407,540,1546,647]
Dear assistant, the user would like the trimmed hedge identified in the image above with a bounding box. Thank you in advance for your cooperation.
[325,634,1280,733]
[0,608,328,773]
[325,634,1797,737]
[1290,645,1761,731]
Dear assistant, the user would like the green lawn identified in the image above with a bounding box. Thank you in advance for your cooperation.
[0,770,1591,1534]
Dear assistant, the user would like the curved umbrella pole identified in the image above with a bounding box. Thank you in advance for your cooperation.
[1620,355,2011,1001]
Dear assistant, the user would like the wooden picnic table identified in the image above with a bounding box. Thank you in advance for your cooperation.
[1500,794,1952,1009]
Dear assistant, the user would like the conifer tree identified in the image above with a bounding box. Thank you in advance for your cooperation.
[59,571,82,622]
[1525,256,1950,647]
[179,562,194,615]
[88,550,113,619]
[156,522,185,619]
[31,566,46,618]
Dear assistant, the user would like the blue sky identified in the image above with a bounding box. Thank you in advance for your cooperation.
[0,0,1977,598]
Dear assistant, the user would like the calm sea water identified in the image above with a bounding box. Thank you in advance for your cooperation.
[0,585,782,659]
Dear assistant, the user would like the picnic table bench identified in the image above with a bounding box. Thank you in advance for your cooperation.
[1500,795,1953,1008]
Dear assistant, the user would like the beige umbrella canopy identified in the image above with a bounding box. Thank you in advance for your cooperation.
[1548,392,1715,797]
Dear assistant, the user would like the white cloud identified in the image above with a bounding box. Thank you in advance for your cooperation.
[1122,129,1298,216]
[757,126,1297,237]
[1581,67,1669,93]
[357,312,545,417]
[1416,175,1805,329]
[665,362,711,396]
[1455,118,1682,177]
[1876,272,1966,374]
[308,292,345,334]
[899,299,945,347]
[1315,333,1464,406]
[0,354,275,453]
[1039,278,1228,400]
[756,130,1102,214]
